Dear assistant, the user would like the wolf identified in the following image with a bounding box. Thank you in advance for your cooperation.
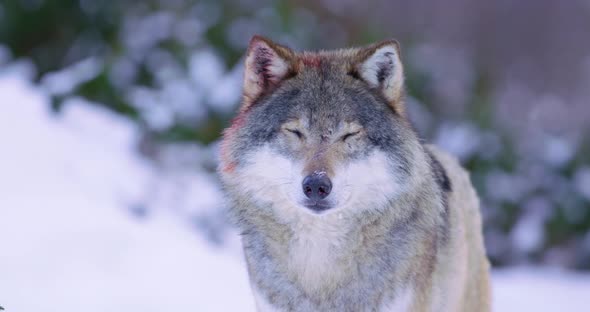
[219,36,490,312]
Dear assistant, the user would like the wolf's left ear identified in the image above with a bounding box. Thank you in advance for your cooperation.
[242,36,295,111]
[355,40,405,114]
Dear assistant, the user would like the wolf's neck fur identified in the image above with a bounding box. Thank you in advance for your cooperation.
[285,209,361,293]
[242,177,444,308]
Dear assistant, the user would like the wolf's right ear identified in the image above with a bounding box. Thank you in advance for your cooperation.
[241,36,294,111]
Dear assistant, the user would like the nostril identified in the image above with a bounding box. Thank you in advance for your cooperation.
[302,173,333,200]
[317,179,332,199]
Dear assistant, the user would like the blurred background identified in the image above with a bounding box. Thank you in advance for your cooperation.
[1,0,589,311]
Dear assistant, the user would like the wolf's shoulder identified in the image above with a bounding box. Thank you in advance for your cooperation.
[424,144,481,221]
[423,144,469,183]
[423,144,478,204]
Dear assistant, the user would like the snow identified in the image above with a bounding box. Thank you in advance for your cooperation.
[41,58,102,96]
[0,76,255,312]
[493,268,590,311]
[0,73,589,311]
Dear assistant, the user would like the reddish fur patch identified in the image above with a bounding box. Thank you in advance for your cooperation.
[222,161,237,173]
[301,55,322,68]
[220,112,248,173]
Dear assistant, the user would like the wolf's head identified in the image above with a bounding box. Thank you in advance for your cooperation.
[220,36,428,221]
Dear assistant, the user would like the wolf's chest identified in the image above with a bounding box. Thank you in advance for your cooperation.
[286,223,349,292]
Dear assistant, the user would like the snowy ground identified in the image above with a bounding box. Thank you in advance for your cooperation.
[0,74,589,311]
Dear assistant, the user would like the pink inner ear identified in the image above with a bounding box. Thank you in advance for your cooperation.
[242,37,291,110]
[253,45,276,87]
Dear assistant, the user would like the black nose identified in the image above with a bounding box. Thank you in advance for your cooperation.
[302,173,332,200]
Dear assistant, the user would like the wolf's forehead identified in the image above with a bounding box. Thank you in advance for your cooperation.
[295,52,356,77]
[286,87,352,124]
[279,81,368,128]
[259,51,387,126]
[297,48,360,64]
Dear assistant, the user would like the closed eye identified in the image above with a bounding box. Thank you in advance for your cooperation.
[286,128,304,139]
[341,131,360,142]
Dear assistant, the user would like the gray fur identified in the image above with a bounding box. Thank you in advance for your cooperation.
[219,37,490,311]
